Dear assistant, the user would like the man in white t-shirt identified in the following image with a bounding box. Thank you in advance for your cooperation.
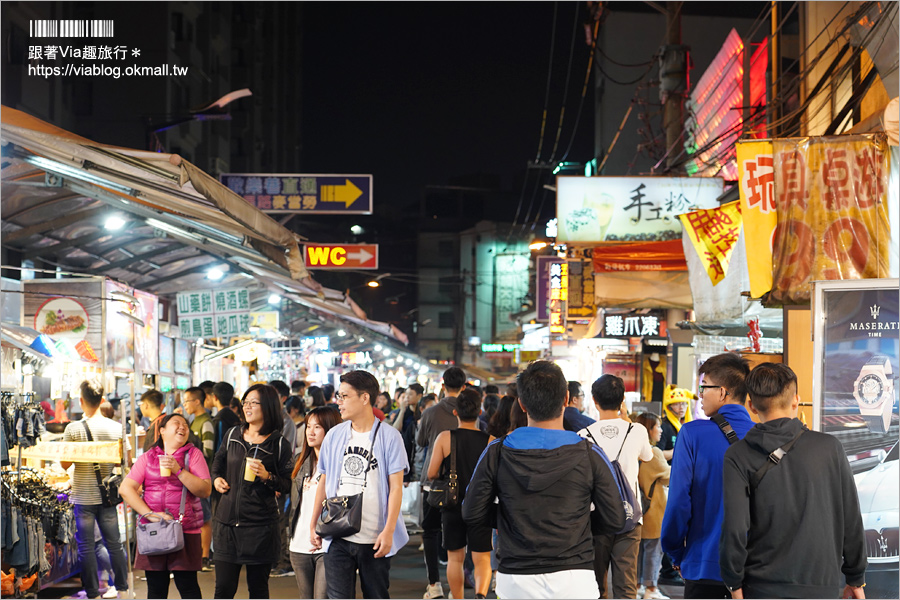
[310,370,409,599]
[579,374,653,599]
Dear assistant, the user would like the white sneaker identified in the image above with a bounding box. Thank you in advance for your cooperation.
[643,589,669,599]
[637,584,646,598]
[101,587,118,599]
[423,582,444,599]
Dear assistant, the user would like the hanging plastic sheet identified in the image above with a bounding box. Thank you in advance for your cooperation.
[770,134,891,304]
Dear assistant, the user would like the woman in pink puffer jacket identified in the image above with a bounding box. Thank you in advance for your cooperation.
[120,413,211,599]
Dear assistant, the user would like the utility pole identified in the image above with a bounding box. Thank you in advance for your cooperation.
[769,1,779,137]
[660,1,685,172]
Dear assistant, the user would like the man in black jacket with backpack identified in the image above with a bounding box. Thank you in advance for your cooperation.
[463,360,626,599]
[720,363,867,599]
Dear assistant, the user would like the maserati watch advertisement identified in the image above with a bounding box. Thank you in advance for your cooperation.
[813,279,899,598]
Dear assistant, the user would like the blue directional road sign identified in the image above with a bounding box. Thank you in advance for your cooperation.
[221,173,373,214]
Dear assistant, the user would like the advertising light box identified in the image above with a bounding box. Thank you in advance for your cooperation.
[556,176,723,244]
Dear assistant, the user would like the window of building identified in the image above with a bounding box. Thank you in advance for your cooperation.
[438,312,455,329]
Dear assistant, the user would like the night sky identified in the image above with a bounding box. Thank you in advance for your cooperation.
[299,1,592,212]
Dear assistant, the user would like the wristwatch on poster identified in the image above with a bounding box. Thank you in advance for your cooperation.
[853,355,895,434]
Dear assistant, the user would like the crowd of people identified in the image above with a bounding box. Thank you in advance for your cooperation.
[62,351,867,599]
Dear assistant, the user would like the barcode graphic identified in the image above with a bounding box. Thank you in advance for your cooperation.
[30,20,114,38]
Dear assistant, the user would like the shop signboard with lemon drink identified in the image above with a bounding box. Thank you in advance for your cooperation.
[556,176,724,244]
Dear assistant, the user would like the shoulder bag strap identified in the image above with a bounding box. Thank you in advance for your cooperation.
[360,420,382,488]
[81,421,105,488]
[615,423,634,462]
[585,427,599,447]
[177,449,192,521]
[449,430,457,482]
[749,429,805,491]
[710,413,739,445]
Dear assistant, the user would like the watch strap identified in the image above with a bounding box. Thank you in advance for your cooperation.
[863,414,888,434]
[865,355,893,377]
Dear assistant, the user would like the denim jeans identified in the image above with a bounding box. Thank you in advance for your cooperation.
[324,537,391,599]
[74,504,129,598]
[639,537,663,587]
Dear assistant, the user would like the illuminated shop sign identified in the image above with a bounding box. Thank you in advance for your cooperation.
[549,262,568,335]
[341,351,372,366]
[481,343,520,353]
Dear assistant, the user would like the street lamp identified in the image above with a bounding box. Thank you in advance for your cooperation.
[146,88,253,151]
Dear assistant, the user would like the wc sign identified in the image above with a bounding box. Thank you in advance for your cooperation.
[303,244,379,270]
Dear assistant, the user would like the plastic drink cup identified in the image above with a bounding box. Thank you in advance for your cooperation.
[159,458,172,477]
[244,458,259,482]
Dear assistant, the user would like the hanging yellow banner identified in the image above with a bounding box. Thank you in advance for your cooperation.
[679,201,743,286]
[770,135,890,304]
[736,140,776,298]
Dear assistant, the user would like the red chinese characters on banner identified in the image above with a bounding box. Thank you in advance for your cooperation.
[770,135,890,304]
[744,156,775,214]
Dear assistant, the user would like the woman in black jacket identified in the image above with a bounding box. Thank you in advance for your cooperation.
[211,384,293,599]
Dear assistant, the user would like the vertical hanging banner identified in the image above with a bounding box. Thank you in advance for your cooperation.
[771,135,891,304]
[679,201,743,286]
[736,140,776,298]
[536,256,565,322]
[549,261,569,335]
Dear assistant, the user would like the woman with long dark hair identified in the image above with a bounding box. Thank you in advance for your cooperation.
[288,407,342,598]
[487,395,526,439]
[307,386,327,408]
[211,384,294,599]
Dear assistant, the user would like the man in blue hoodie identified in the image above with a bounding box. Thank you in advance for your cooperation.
[463,360,625,599]
[660,353,754,599]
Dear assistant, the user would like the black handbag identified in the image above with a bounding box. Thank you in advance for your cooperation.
[316,421,381,538]
[82,421,123,508]
[426,430,459,509]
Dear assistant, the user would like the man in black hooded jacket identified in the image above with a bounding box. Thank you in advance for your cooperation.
[720,363,867,599]
[463,360,625,599]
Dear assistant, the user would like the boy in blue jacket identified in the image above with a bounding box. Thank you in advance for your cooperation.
[660,353,754,599]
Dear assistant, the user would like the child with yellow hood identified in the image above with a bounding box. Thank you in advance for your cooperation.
[659,385,695,462]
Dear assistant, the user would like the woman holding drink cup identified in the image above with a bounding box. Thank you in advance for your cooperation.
[211,384,294,599]
[119,413,211,599]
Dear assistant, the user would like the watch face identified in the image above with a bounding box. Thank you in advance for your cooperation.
[857,374,885,406]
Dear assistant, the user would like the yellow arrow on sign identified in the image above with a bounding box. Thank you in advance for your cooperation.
[321,179,363,208]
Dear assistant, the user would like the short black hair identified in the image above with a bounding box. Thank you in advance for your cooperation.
[568,381,583,400]
[484,384,500,395]
[213,382,234,406]
[285,395,306,415]
[746,363,798,413]
[322,383,335,402]
[468,384,483,398]
[184,386,205,404]
[698,352,751,404]
[455,388,481,421]
[140,389,163,409]
[291,380,306,393]
[340,370,379,406]
[482,393,500,420]
[517,360,566,421]
[199,381,215,395]
[80,379,104,408]
[443,367,466,391]
[407,383,424,397]
[591,375,625,411]
[241,384,284,436]
[270,380,290,399]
